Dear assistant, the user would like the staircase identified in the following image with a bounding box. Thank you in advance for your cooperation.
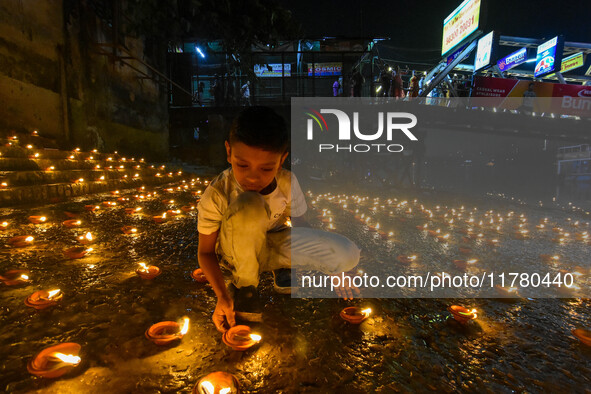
[0,131,187,207]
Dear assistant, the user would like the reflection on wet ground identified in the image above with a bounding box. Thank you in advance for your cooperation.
[1,179,590,393]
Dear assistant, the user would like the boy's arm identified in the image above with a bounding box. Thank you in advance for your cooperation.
[198,231,235,332]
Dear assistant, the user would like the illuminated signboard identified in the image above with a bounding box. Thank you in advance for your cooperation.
[442,0,482,56]
[253,64,291,77]
[560,52,584,73]
[534,36,564,78]
[474,31,497,71]
[496,47,527,72]
[307,62,342,76]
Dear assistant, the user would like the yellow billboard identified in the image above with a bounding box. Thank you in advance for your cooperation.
[442,0,482,56]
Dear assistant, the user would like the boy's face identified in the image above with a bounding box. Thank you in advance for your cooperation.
[225,141,288,192]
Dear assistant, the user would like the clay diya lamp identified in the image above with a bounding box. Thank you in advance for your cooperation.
[64,246,92,259]
[77,232,94,245]
[1,221,9,230]
[572,328,591,346]
[166,209,181,217]
[340,307,372,324]
[110,190,120,196]
[25,289,63,310]
[397,255,417,265]
[0,269,31,286]
[145,317,189,345]
[124,207,142,215]
[437,233,451,242]
[181,205,195,213]
[485,239,499,247]
[102,201,117,207]
[191,268,208,283]
[540,254,560,263]
[378,230,390,240]
[62,219,82,228]
[28,215,47,224]
[136,262,161,279]
[27,342,81,378]
[458,247,472,255]
[153,212,167,223]
[222,325,262,351]
[194,372,240,394]
[8,235,34,248]
[494,285,519,297]
[84,205,100,212]
[121,226,138,235]
[453,258,478,270]
[447,305,478,324]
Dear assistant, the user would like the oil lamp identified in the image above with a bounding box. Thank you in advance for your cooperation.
[153,212,167,223]
[64,246,92,259]
[194,372,240,394]
[453,259,478,270]
[121,226,138,235]
[62,219,82,228]
[136,262,161,279]
[145,317,189,345]
[1,221,8,229]
[397,255,418,265]
[28,215,47,224]
[340,307,372,324]
[25,289,63,309]
[222,325,262,350]
[8,235,34,248]
[0,270,30,286]
[27,343,81,378]
[77,232,93,245]
[447,305,478,323]
[572,328,591,346]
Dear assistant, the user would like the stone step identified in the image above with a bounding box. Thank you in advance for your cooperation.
[0,175,186,207]
[0,132,60,149]
[0,157,154,171]
[0,167,169,187]
[0,146,144,162]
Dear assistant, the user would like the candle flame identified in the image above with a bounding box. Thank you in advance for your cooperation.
[47,289,61,299]
[180,317,190,335]
[200,381,215,394]
[249,333,262,342]
[52,352,80,365]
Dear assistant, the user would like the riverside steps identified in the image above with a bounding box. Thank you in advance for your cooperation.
[0,131,188,207]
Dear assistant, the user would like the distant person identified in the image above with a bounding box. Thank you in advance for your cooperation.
[520,82,536,113]
[409,70,419,99]
[240,81,251,106]
[391,67,404,99]
[212,75,223,107]
[333,79,340,97]
[338,76,344,96]
[193,82,205,106]
[380,69,391,98]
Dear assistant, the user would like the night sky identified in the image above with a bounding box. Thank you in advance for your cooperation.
[278,0,591,51]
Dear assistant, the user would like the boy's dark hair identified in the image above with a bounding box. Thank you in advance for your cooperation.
[228,106,289,153]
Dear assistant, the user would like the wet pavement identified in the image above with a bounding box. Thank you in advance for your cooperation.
[1,177,590,393]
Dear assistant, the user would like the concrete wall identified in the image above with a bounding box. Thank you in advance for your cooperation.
[0,0,169,160]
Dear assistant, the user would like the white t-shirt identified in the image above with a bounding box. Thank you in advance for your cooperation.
[197,168,307,235]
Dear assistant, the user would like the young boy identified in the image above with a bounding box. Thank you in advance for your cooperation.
[197,106,360,332]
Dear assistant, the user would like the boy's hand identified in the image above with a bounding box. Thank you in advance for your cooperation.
[213,296,236,333]
[333,274,361,300]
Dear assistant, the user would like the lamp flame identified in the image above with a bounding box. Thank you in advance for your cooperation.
[200,381,215,394]
[52,352,81,365]
[180,317,190,335]
[138,262,149,272]
[361,308,372,315]
[249,333,262,342]
[47,289,61,299]
[21,274,29,280]
[25,236,34,242]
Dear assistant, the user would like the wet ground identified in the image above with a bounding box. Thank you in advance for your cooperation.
[1,176,590,393]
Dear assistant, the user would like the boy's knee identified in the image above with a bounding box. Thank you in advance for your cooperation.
[338,238,360,272]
